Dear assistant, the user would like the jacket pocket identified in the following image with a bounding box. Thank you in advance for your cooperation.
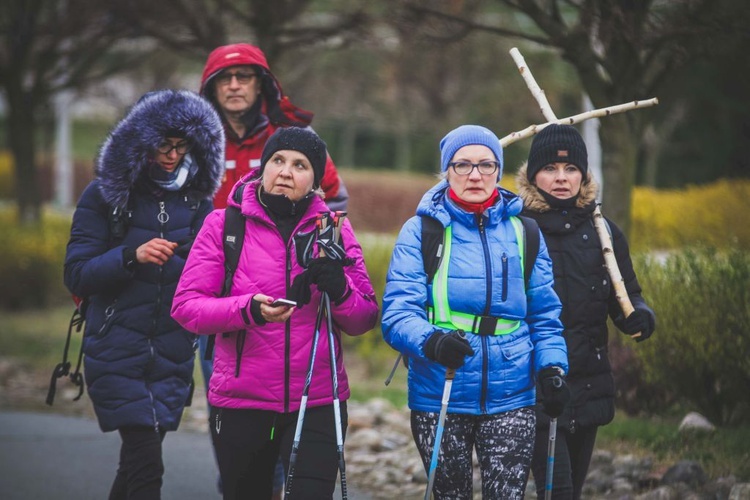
[498,336,534,396]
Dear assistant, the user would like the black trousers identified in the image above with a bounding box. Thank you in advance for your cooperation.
[530,424,598,500]
[210,403,347,500]
[109,426,167,500]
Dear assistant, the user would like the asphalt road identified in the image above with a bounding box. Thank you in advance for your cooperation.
[0,410,367,499]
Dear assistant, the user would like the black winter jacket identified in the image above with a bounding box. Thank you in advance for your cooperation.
[64,90,224,432]
[517,165,655,432]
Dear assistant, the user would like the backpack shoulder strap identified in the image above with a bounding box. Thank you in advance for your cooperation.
[222,203,246,295]
[205,183,248,360]
[517,215,539,285]
[420,215,445,285]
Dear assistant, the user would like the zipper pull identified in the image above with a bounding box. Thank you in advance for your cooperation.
[157,201,169,224]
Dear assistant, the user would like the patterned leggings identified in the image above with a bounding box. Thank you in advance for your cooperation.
[411,407,535,500]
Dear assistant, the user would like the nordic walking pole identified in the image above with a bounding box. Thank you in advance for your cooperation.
[545,416,558,500]
[384,353,402,386]
[286,213,330,497]
[326,210,349,499]
[424,328,464,500]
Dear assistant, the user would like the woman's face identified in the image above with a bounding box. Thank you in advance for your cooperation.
[534,162,583,199]
[262,150,315,202]
[446,144,499,204]
[155,137,189,173]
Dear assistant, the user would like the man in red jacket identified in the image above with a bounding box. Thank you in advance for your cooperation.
[200,42,348,210]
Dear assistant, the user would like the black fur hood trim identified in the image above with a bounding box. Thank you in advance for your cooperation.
[95,89,225,207]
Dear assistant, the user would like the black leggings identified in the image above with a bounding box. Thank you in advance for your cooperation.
[530,424,598,500]
[109,426,167,500]
[210,403,347,500]
[411,407,535,500]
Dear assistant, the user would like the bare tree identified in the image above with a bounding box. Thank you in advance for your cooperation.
[397,0,749,233]
[0,0,143,224]
[117,0,370,66]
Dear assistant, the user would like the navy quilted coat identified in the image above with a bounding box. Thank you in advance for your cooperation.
[64,90,224,432]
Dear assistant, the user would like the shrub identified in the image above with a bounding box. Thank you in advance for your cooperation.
[0,151,13,199]
[631,180,750,251]
[634,247,750,425]
[342,233,395,372]
[0,207,71,309]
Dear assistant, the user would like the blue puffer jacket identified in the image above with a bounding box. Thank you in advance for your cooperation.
[382,180,568,415]
[64,90,224,432]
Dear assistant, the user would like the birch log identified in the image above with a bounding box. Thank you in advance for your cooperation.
[499,98,659,147]
[509,47,558,122]
[592,205,640,338]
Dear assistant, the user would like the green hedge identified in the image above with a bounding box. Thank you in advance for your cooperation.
[0,208,70,309]
[633,247,750,425]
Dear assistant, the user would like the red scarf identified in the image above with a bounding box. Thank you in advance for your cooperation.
[448,188,500,214]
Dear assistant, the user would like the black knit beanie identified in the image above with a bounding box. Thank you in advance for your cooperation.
[260,127,327,188]
[527,124,588,182]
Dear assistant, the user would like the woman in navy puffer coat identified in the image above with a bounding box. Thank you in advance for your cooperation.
[64,89,224,499]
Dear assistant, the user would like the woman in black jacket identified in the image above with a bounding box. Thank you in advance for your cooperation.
[517,124,656,500]
[64,89,224,499]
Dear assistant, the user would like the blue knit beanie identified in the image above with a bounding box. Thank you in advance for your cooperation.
[439,125,503,178]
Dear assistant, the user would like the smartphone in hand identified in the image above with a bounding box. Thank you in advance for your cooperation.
[270,298,297,308]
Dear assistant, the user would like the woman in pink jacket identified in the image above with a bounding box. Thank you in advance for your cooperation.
[172,127,378,499]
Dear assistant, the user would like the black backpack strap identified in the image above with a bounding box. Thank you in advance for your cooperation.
[517,215,540,285]
[46,302,86,405]
[204,183,248,361]
[420,215,445,285]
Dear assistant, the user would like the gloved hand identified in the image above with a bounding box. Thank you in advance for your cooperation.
[308,257,348,301]
[423,330,474,369]
[289,258,349,307]
[538,367,570,418]
[290,270,313,307]
[620,309,655,342]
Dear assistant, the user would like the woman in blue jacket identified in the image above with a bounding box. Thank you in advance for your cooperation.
[381,125,570,499]
[64,90,224,499]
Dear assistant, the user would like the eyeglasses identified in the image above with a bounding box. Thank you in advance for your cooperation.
[449,161,499,176]
[215,70,258,86]
[157,141,191,155]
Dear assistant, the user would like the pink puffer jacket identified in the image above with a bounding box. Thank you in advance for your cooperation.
[172,178,378,412]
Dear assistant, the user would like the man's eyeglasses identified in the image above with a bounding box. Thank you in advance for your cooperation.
[215,71,258,86]
[449,161,499,176]
[157,141,191,155]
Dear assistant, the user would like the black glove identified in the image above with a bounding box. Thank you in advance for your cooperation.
[423,330,474,369]
[290,270,313,307]
[621,309,654,342]
[308,257,348,301]
[538,367,570,418]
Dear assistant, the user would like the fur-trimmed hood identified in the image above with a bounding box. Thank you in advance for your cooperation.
[515,162,598,212]
[95,89,225,208]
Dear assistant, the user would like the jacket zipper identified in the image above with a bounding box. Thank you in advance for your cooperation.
[284,243,292,413]
[149,200,170,430]
[478,215,492,414]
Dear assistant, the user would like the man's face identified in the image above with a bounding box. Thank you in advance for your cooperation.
[213,65,261,116]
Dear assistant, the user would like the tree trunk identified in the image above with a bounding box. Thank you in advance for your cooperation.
[599,114,637,236]
[8,84,41,226]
